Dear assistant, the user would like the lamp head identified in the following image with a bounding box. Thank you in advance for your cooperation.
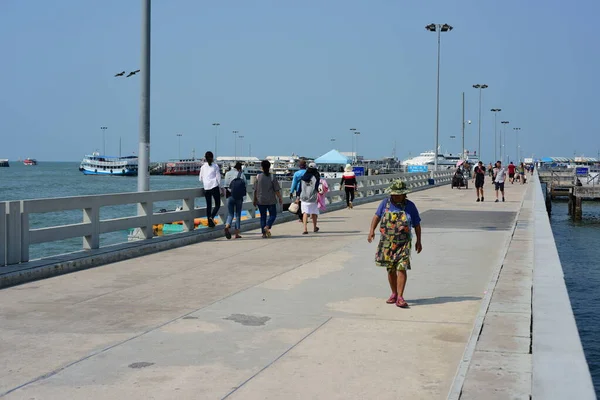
[425,23,437,32]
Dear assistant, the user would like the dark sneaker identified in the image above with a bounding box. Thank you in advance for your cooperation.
[502,197,505,202]
[224,226,231,239]
[208,218,215,228]
[481,197,484,202]
[476,198,480,202]
[495,199,499,203]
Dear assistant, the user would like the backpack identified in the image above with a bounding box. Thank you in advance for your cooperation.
[229,171,246,200]
[300,175,318,203]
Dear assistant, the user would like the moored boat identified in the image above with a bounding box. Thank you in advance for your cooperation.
[79,152,138,176]
[0,159,9,167]
[164,159,203,175]
[23,158,38,166]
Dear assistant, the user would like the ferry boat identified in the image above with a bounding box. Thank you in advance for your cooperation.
[164,159,203,175]
[403,150,463,168]
[79,152,138,176]
[0,159,9,167]
[23,158,38,166]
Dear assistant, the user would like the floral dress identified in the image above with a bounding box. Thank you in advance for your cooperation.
[375,199,413,271]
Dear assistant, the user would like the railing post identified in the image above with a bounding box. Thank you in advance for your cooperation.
[137,200,153,240]
[6,201,21,265]
[182,197,194,232]
[21,202,29,262]
[83,206,100,250]
[0,202,6,266]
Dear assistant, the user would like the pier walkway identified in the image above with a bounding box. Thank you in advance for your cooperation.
[0,180,588,399]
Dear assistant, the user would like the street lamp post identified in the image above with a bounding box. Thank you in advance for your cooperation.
[490,109,501,161]
[232,130,239,160]
[238,135,245,157]
[426,23,453,172]
[137,0,151,192]
[212,123,220,158]
[349,128,357,162]
[473,84,488,162]
[513,127,521,163]
[354,131,361,163]
[100,126,108,155]
[501,121,509,162]
[176,133,182,159]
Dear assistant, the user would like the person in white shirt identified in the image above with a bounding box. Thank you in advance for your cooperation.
[199,151,222,227]
[493,160,507,203]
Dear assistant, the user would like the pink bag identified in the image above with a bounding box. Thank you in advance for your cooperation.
[318,179,329,212]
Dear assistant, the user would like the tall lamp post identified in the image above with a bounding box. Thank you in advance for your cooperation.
[354,131,361,163]
[212,123,220,157]
[490,109,501,161]
[513,127,521,163]
[426,23,453,171]
[500,121,509,162]
[473,84,488,162]
[349,128,357,163]
[138,0,151,192]
[232,130,239,160]
[176,133,182,159]
[100,126,108,155]
[238,135,245,157]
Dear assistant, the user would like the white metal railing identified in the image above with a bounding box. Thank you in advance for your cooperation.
[0,171,452,266]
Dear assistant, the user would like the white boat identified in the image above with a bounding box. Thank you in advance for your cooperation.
[403,150,463,168]
[79,152,138,176]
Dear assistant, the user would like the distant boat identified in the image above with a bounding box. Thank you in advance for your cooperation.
[79,152,138,176]
[0,159,9,167]
[164,158,203,176]
[23,158,38,166]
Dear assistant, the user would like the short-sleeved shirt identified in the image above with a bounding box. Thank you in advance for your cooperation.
[474,166,486,181]
[507,164,516,174]
[375,198,421,228]
[255,173,281,205]
[495,167,507,183]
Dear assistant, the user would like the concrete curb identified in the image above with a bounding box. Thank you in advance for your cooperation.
[0,182,448,289]
[446,182,531,400]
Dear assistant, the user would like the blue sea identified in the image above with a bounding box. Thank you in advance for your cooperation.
[550,200,600,396]
[0,162,204,259]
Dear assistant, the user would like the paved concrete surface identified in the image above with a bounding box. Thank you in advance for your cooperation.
[0,181,529,400]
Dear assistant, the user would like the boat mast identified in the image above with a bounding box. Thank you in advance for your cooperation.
[119,137,122,158]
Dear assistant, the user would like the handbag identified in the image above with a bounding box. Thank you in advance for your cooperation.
[288,202,299,214]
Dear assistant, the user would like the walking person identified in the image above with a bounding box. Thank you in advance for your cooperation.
[494,161,507,202]
[473,161,486,202]
[518,162,526,184]
[340,164,357,209]
[367,179,422,308]
[253,160,283,238]
[199,151,222,228]
[223,161,245,239]
[290,160,307,222]
[300,163,321,235]
[507,161,516,184]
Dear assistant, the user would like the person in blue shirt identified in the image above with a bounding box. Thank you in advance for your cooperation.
[368,179,422,308]
[289,160,307,221]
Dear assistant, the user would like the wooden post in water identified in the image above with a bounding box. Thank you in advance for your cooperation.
[574,196,582,221]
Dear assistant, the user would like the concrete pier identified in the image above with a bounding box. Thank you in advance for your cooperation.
[0,178,594,399]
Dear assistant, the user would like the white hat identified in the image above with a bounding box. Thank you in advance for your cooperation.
[308,162,317,169]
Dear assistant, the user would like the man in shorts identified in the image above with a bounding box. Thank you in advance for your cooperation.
[507,161,516,184]
[473,161,486,202]
[494,160,507,202]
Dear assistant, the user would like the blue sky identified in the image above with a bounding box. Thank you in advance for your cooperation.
[1,0,598,162]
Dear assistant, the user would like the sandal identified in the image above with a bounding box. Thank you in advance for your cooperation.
[396,296,409,308]
[235,234,242,239]
[302,231,308,235]
[265,228,272,238]
[314,227,320,233]
[386,293,398,304]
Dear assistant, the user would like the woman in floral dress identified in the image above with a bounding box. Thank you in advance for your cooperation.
[368,180,422,308]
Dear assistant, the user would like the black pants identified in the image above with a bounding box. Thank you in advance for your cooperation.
[345,187,355,206]
[204,187,221,219]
